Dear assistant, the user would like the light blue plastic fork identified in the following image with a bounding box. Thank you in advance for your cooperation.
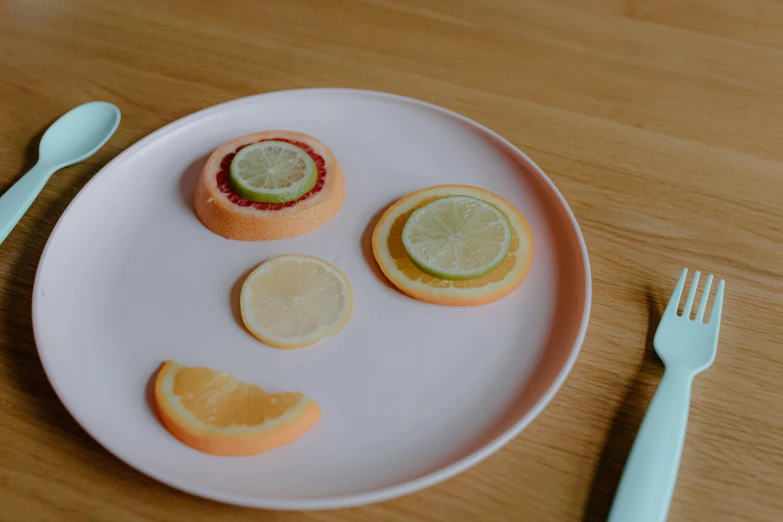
[608,268,725,522]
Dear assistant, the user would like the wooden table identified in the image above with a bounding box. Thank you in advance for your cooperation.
[2,0,782,520]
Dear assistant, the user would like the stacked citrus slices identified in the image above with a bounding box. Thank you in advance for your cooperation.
[194,131,345,241]
[372,185,534,306]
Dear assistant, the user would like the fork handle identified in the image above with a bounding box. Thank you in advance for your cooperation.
[607,369,693,522]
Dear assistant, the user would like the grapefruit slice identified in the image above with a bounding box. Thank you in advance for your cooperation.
[240,254,353,349]
[194,131,345,241]
[154,360,321,456]
[372,185,533,306]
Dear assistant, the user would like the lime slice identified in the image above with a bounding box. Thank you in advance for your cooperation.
[401,195,512,280]
[229,141,317,203]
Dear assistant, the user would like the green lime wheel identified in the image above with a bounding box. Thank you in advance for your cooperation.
[401,195,512,280]
[229,141,317,203]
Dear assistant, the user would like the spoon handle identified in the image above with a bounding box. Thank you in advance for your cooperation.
[0,162,56,246]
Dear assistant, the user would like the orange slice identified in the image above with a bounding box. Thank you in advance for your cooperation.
[194,131,345,241]
[372,185,533,306]
[154,360,321,456]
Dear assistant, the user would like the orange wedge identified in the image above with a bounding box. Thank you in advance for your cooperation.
[154,360,321,456]
[372,185,534,306]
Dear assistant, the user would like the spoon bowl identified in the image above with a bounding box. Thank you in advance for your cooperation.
[39,101,121,168]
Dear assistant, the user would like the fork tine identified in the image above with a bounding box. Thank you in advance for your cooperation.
[696,274,714,322]
[682,271,700,318]
[664,268,688,316]
[709,279,725,325]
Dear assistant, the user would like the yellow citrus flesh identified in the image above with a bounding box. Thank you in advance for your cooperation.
[372,185,533,306]
[240,255,353,349]
[154,360,321,456]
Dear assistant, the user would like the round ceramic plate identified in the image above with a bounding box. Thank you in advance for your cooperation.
[33,89,591,510]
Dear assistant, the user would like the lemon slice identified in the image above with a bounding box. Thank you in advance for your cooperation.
[401,195,512,280]
[240,255,353,349]
[229,141,317,203]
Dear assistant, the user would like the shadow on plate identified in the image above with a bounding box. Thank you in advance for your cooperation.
[230,264,264,338]
[145,362,165,420]
[361,201,396,291]
[178,154,210,212]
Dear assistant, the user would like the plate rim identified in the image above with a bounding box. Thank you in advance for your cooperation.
[31,87,592,510]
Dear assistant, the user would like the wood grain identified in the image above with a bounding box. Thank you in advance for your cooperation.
[2,0,782,520]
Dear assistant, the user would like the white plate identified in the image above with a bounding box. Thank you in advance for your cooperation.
[33,89,591,510]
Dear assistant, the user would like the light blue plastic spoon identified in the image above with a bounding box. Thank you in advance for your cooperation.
[0,101,121,246]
